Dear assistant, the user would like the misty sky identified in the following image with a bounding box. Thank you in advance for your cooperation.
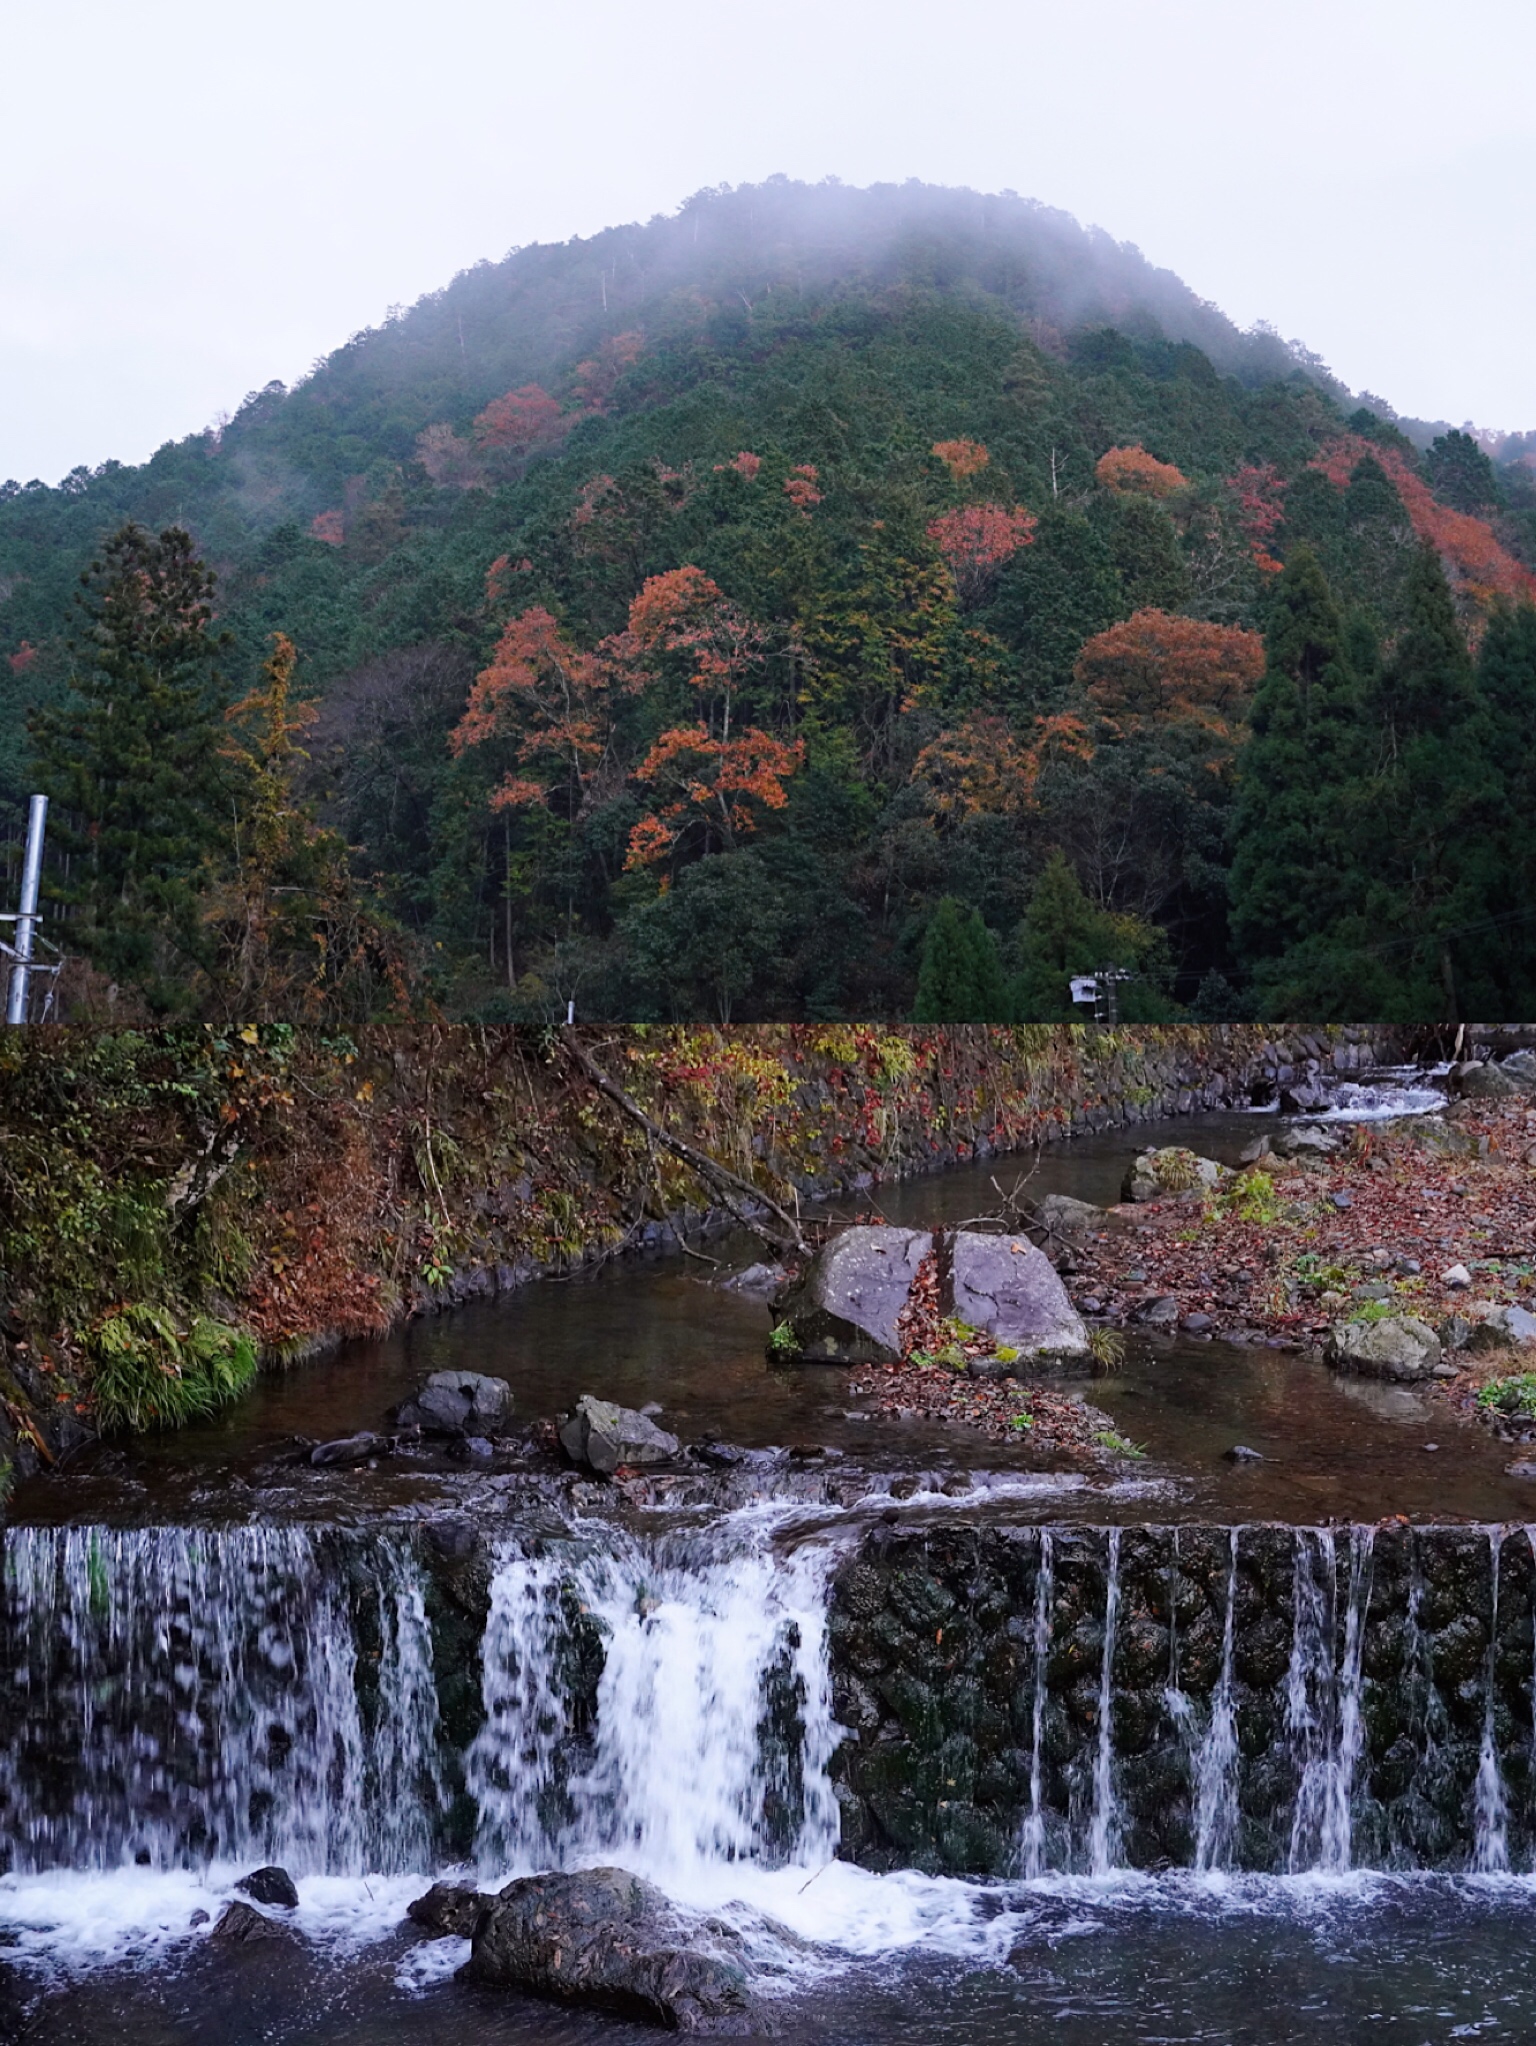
[3,0,1532,484]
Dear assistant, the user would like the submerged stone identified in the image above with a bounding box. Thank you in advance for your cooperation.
[210,1900,289,1943]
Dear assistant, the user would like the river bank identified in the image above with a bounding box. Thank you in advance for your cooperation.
[0,1023,1410,1501]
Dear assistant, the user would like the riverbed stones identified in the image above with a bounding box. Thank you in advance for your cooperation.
[398,1370,513,1436]
[307,1431,386,1468]
[558,1395,681,1473]
[465,1868,757,2033]
[1325,1314,1443,1382]
[1033,1193,1105,1240]
[770,1226,933,1362]
[945,1232,1090,1363]
[1452,1058,1534,1100]
[1121,1147,1226,1202]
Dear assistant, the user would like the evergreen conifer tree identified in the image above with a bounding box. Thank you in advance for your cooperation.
[912,896,1008,1021]
[1462,603,1536,1010]
[28,524,230,1009]
[1360,544,1496,1019]
[1010,849,1173,1020]
[1229,546,1378,1014]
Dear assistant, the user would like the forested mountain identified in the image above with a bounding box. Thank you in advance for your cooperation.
[4,178,1535,1023]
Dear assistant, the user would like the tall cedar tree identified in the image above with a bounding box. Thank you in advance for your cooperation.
[912,897,1009,1021]
[1228,546,1371,1010]
[28,524,230,1009]
[1362,545,1497,1020]
[1465,603,1536,1012]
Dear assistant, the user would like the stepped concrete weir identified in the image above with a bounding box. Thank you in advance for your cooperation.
[1,1514,1533,1886]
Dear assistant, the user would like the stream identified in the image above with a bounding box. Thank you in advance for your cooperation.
[8,1079,1536,2043]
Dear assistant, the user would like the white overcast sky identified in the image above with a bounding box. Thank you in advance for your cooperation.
[2,0,1532,484]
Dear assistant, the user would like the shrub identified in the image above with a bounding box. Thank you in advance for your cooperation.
[90,1306,258,1432]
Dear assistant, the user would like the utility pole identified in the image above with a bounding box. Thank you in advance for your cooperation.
[5,794,48,1025]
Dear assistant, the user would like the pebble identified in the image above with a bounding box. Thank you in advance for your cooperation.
[1441,1263,1472,1288]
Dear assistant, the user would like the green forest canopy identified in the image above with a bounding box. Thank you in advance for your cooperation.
[4,178,1535,1024]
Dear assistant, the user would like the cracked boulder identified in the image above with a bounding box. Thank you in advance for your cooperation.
[770,1226,932,1363]
[945,1231,1090,1365]
[396,1370,513,1436]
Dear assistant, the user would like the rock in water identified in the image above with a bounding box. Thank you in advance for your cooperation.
[210,1900,288,1942]
[946,1233,1090,1363]
[1452,1059,1533,1100]
[559,1395,681,1474]
[1325,1316,1443,1382]
[770,1226,932,1362]
[716,1261,788,1297]
[308,1431,385,1468]
[466,1867,758,2033]
[236,1865,299,1909]
[407,1882,491,1938]
[398,1370,513,1435]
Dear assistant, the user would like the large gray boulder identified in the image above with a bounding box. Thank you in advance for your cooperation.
[1122,1147,1226,1202]
[1325,1315,1443,1382]
[465,1867,757,2033]
[946,1232,1090,1364]
[1272,1122,1344,1159]
[559,1395,680,1473]
[770,1226,932,1362]
[1452,1059,1535,1100]
[398,1370,513,1436]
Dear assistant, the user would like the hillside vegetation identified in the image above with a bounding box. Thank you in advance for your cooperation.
[3,179,1534,1022]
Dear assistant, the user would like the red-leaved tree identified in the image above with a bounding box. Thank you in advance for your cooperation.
[927,503,1038,604]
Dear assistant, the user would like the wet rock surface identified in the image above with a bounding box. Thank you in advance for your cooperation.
[235,1867,298,1910]
[396,1370,513,1436]
[406,1881,490,1938]
[465,1867,759,2033]
[771,1227,933,1363]
[559,1395,681,1473]
[1325,1316,1443,1382]
[210,1901,290,1943]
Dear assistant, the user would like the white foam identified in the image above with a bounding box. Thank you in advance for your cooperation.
[0,1865,430,1976]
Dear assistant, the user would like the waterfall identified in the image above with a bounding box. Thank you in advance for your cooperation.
[469,1530,840,1886]
[1087,1528,1121,1875]
[1020,1529,1054,1878]
[0,1525,444,1875]
[1472,1529,1509,1874]
[1285,1526,1374,1873]
[1193,1530,1240,1873]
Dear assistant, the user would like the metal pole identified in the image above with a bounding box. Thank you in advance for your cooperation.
[6,793,47,1026]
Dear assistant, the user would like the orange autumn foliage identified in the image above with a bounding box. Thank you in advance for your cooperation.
[1071,605,1268,752]
[473,384,564,451]
[309,509,345,546]
[926,503,1037,604]
[782,464,822,513]
[625,724,804,868]
[1311,435,1536,612]
[1074,610,1264,739]
[1227,463,1286,573]
[913,711,1092,821]
[932,439,990,480]
[450,606,625,814]
[1095,445,1188,499]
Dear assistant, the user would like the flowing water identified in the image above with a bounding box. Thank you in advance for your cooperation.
[8,1083,1536,2041]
